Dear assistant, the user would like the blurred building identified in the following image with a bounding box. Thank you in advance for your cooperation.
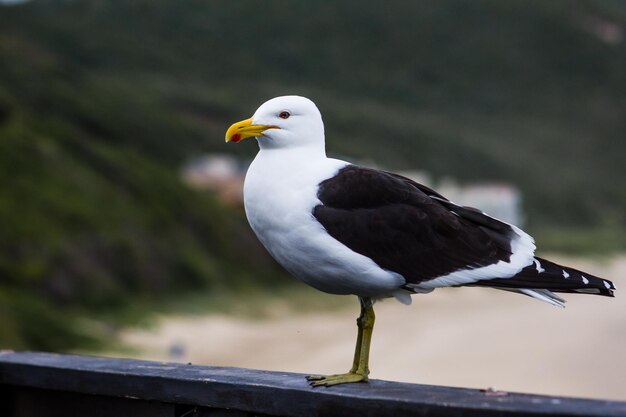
[181,154,246,207]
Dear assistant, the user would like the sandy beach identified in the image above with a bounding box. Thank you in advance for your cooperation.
[113,255,626,401]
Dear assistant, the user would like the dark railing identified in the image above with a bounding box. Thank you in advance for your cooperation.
[1,351,625,417]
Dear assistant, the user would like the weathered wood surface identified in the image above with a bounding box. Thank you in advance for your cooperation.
[0,351,625,417]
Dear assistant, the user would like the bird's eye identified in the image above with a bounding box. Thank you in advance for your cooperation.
[278,111,291,119]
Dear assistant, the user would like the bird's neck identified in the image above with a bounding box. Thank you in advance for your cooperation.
[249,144,329,185]
[257,142,327,160]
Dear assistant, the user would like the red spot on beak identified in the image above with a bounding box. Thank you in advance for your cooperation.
[230,133,242,143]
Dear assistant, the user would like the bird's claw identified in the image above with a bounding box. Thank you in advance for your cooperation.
[306,372,368,387]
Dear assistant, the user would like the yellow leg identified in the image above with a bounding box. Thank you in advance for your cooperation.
[355,297,375,377]
[306,297,375,387]
[350,304,364,373]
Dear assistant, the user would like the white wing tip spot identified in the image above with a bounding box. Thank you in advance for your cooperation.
[582,275,589,285]
[534,259,545,273]
[562,270,570,278]
[604,280,611,289]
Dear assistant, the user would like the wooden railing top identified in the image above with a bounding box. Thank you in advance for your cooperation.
[0,351,625,417]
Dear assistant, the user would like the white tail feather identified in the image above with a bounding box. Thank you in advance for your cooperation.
[498,288,566,308]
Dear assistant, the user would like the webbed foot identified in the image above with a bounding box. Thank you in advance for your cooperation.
[306,372,368,387]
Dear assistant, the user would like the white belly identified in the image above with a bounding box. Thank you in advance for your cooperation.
[243,150,405,297]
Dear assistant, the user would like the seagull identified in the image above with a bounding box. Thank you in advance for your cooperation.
[225,95,616,387]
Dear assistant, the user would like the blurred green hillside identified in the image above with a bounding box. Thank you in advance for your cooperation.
[1,0,625,350]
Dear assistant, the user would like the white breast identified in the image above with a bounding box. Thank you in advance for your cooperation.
[243,147,405,297]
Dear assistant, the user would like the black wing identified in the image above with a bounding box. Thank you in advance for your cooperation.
[314,165,616,297]
[313,165,517,285]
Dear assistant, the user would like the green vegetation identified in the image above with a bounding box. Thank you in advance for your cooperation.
[1,0,625,350]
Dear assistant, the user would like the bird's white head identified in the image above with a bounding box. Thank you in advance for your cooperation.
[225,96,325,151]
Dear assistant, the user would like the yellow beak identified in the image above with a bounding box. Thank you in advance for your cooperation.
[225,118,277,143]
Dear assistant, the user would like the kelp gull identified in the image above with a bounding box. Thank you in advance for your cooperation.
[225,95,616,387]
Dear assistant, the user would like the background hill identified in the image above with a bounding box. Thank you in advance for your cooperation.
[1,0,625,350]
